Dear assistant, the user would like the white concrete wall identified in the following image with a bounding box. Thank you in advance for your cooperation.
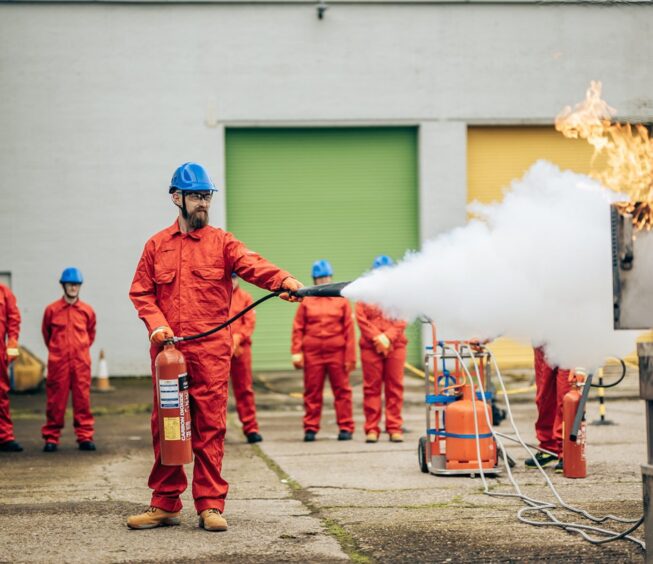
[1,2,651,374]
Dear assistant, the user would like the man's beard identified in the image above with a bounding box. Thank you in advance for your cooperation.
[188,209,209,229]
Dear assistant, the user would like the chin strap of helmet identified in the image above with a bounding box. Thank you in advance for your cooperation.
[174,192,189,220]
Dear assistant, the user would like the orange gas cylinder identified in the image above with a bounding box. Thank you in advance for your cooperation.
[562,376,586,479]
[445,385,495,470]
[155,343,193,466]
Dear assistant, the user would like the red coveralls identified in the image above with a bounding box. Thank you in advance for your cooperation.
[129,220,290,514]
[291,297,356,433]
[355,302,407,435]
[0,284,21,443]
[229,285,259,435]
[533,346,571,457]
[41,298,96,444]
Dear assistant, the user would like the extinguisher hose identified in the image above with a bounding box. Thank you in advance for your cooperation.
[173,291,282,343]
[588,357,627,388]
[172,281,351,343]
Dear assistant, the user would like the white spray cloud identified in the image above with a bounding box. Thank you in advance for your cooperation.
[343,161,640,370]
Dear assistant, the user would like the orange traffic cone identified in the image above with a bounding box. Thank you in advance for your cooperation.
[93,349,115,392]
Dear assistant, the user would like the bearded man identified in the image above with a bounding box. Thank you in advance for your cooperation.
[128,162,302,532]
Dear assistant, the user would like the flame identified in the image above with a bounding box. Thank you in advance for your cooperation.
[555,81,653,230]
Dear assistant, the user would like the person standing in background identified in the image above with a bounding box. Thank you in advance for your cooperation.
[0,283,22,452]
[42,267,97,453]
[229,273,262,444]
[525,346,571,473]
[355,256,408,443]
[292,259,356,442]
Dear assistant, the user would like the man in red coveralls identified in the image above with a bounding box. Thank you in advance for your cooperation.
[525,346,571,473]
[42,267,97,453]
[355,255,408,444]
[229,273,262,444]
[291,259,356,442]
[0,283,22,452]
[128,162,302,532]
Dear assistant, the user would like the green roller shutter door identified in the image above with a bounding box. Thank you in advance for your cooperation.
[225,127,420,370]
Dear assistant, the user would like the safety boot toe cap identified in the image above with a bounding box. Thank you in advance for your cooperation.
[127,507,181,529]
[199,509,228,532]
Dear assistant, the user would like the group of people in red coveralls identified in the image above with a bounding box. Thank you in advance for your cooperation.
[0,267,97,454]
[291,257,408,444]
[0,161,571,534]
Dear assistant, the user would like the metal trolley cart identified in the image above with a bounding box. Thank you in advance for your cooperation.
[418,326,501,477]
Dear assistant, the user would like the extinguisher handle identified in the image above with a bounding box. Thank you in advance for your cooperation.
[570,372,593,441]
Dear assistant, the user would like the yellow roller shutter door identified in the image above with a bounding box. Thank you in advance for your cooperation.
[467,126,597,369]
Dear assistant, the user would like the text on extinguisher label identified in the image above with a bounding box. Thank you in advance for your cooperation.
[159,379,180,409]
[178,373,190,441]
[163,417,181,441]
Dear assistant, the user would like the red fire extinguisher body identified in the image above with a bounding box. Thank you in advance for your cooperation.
[155,344,193,466]
[562,386,586,479]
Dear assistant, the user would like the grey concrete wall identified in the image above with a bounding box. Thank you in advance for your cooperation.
[1,2,651,374]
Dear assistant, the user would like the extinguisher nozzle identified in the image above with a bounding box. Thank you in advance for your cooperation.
[293,281,350,298]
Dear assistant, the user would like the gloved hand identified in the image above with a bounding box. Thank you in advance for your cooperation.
[232,333,243,358]
[150,326,174,346]
[279,277,304,302]
[6,338,19,363]
[292,353,304,369]
[373,333,391,357]
[345,361,356,373]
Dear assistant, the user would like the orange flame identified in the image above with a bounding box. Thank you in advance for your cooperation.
[555,81,653,230]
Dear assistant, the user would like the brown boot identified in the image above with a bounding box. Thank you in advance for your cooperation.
[199,509,228,532]
[127,506,181,530]
[365,432,379,443]
[389,432,404,443]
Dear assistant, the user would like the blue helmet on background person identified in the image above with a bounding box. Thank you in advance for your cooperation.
[312,259,333,279]
[60,267,84,284]
[372,255,394,269]
[169,162,218,194]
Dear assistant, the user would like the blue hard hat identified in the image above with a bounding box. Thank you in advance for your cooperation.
[312,259,333,279]
[169,162,217,194]
[60,267,83,284]
[372,255,394,269]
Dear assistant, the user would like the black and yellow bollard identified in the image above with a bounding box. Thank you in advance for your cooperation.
[590,371,615,426]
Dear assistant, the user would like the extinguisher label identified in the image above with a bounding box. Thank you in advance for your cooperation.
[163,417,181,441]
[159,379,180,409]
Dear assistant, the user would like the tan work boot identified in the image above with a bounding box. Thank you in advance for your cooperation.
[365,432,379,443]
[127,506,181,529]
[199,508,228,532]
[389,432,404,443]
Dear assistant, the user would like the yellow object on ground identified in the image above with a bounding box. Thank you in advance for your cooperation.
[9,346,44,392]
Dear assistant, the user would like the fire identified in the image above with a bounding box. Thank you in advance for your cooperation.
[555,81,653,230]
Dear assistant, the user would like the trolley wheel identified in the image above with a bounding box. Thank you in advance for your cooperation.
[418,436,429,473]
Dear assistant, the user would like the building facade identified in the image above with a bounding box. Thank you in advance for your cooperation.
[1,0,651,374]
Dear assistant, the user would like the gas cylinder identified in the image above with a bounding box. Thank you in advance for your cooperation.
[155,343,193,466]
[562,375,586,479]
[445,385,495,470]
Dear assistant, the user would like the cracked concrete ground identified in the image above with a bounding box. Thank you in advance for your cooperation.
[0,371,647,562]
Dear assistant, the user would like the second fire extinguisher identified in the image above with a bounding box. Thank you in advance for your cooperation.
[562,371,591,479]
[155,343,193,466]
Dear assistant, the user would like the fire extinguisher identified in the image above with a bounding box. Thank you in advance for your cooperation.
[155,343,192,466]
[151,282,349,467]
[562,371,592,479]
